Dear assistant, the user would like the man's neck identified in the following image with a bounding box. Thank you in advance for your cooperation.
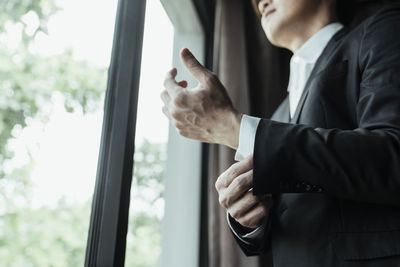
[287,15,338,53]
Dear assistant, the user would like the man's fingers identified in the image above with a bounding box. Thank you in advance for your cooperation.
[225,190,258,215]
[234,154,253,175]
[164,68,183,97]
[180,48,209,83]
[163,68,177,86]
[224,170,253,204]
[215,155,254,191]
[162,106,171,119]
[160,90,170,104]
[235,202,269,229]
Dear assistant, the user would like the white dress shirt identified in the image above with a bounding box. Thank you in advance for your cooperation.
[234,22,344,161]
[229,22,344,241]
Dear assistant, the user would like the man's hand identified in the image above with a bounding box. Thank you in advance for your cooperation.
[161,48,242,149]
[215,155,271,229]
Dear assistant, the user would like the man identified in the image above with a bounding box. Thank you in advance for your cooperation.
[161,0,400,266]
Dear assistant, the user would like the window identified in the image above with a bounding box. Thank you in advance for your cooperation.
[1,0,212,266]
[0,0,118,265]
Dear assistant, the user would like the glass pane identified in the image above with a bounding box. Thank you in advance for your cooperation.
[0,0,118,265]
[124,0,173,266]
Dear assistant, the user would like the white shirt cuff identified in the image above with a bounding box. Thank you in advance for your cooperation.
[235,115,261,161]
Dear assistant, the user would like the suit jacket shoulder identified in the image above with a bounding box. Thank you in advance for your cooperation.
[236,4,400,266]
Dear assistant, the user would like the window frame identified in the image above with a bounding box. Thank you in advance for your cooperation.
[85,0,214,265]
[84,0,146,265]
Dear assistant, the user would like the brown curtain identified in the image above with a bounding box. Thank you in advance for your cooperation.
[207,0,289,267]
[206,1,394,267]
[207,1,253,266]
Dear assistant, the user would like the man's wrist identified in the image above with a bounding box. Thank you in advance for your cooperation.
[226,111,242,149]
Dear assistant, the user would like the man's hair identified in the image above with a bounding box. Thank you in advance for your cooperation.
[336,0,356,25]
[251,0,356,25]
[251,0,262,17]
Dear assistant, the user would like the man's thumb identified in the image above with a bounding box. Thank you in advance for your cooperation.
[180,48,208,82]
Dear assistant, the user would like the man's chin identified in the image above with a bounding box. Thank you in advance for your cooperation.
[264,30,278,46]
[263,27,286,48]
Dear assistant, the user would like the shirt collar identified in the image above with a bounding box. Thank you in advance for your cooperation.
[293,22,344,64]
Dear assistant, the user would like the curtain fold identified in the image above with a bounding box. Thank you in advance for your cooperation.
[208,1,255,266]
[207,0,289,267]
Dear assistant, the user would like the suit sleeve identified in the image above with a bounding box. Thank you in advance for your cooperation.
[253,6,400,206]
[227,212,270,256]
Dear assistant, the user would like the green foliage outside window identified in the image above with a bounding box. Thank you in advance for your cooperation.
[0,1,165,266]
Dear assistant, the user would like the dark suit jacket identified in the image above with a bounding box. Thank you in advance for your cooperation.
[232,4,400,267]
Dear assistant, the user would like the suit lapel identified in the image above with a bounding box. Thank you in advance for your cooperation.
[290,27,349,124]
[271,96,290,123]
